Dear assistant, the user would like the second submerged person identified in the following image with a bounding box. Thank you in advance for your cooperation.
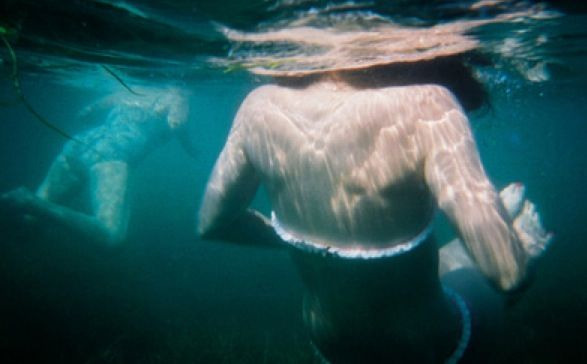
[2,86,196,246]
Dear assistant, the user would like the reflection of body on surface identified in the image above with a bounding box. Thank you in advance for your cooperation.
[198,38,552,363]
[2,86,195,246]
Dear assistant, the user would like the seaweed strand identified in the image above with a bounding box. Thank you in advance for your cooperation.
[101,65,144,96]
[0,32,81,142]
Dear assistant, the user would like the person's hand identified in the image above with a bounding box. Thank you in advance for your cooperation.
[499,182,525,217]
[499,183,553,259]
[513,200,553,258]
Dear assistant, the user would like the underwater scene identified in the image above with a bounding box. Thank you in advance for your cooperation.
[0,1,586,363]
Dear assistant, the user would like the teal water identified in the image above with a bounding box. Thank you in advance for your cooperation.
[1,1,586,363]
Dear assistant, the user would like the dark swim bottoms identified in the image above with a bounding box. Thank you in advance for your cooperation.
[272,212,472,363]
[271,211,433,259]
[443,285,472,364]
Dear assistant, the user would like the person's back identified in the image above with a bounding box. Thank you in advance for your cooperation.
[70,88,188,168]
[199,70,554,362]
[232,79,468,362]
[199,25,553,362]
[1,86,194,246]
[240,82,456,248]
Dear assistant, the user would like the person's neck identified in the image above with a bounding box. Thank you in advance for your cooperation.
[311,72,355,91]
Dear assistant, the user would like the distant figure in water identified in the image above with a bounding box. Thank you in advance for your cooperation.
[198,49,552,363]
[1,86,195,246]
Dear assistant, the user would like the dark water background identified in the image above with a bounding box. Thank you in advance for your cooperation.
[1,1,587,363]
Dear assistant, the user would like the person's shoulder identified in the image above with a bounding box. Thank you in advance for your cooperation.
[419,84,460,102]
[377,84,465,125]
[378,84,456,100]
[397,84,463,114]
[246,84,284,99]
[234,85,279,126]
[239,84,291,114]
[238,85,273,108]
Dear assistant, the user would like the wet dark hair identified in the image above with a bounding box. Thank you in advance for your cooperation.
[275,54,488,112]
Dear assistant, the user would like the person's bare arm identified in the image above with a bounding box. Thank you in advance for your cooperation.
[421,87,528,291]
[438,182,553,278]
[197,106,284,248]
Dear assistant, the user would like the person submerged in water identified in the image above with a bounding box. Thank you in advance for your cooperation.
[1,86,196,246]
[198,25,552,363]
